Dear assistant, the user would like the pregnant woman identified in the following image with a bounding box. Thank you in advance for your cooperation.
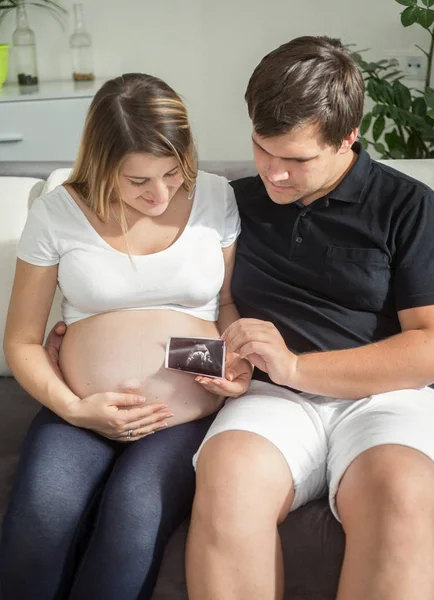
[0,73,252,600]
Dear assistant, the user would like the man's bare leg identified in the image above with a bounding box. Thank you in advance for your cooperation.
[186,431,293,600]
[337,445,434,600]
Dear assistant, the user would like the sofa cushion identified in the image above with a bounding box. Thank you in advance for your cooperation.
[0,377,40,527]
[41,168,73,195]
[379,159,434,189]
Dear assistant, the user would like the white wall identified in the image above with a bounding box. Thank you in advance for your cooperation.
[0,0,428,160]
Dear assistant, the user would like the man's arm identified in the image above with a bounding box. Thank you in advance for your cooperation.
[294,305,434,398]
[223,305,434,400]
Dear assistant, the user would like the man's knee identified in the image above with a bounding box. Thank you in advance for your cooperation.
[337,444,434,524]
[193,430,294,530]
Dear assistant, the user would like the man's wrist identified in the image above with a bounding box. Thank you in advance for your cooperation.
[286,351,301,389]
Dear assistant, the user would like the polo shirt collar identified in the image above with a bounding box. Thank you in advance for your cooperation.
[327,141,371,204]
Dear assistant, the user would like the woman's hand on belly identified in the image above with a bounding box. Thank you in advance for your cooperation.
[67,391,174,442]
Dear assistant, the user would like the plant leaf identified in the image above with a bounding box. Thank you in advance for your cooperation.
[412,96,427,115]
[425,89,434,108]
[383,70,403,79]
[417,7,434,27]
[407,132,419,158]
[393,80,412,110]
[401,5,420,25]
[373,115,386,141]
[421,0,434,7]
[395,0,417,5]
[367,79,380,102]
[385,129,406,155]
[374,142,387,156]
[360,112,373,136]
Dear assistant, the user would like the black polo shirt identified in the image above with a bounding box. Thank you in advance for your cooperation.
[231,142,434,386]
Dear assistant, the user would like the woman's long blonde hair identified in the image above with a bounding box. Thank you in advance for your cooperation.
[66,73,197,223]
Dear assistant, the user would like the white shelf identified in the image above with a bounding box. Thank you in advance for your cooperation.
[0,79,109,103]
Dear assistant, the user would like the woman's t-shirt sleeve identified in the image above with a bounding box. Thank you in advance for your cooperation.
[17,196,60,266]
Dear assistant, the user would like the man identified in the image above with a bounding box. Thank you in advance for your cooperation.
[185,36,434,600]
[46,36,434,599]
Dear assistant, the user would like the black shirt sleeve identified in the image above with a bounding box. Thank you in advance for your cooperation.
[393,191,434,312]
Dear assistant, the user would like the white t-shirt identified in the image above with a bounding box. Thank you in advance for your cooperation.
[18,170,241,325]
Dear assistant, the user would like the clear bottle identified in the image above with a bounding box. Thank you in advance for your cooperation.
[12,1,39,87]
[70,4,94,82]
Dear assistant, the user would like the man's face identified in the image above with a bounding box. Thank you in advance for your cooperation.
[252,123,355,206]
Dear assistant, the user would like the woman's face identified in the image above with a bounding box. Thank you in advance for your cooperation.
[118,152,185,217]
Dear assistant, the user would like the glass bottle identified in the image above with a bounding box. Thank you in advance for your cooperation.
[12,1,39,87]
[70,4,94,82]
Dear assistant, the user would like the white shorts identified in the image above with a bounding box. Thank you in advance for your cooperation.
[193,380,434,520]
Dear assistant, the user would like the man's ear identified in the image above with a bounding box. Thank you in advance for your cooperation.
[338,129,358,154]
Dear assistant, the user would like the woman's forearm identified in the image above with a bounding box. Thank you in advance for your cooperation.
[5,342,79,421]
[218,302,240,336]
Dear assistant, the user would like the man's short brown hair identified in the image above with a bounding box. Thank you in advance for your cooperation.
[245,36,365,148]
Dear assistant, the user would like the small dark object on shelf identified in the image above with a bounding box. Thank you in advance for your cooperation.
[73,72,94,82]
[17,73,39,86]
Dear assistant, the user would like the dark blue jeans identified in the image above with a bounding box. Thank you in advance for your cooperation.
[0,407,213,600]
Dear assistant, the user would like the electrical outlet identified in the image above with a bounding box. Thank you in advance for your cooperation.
[404,56,425,79]
[384,50,426,80]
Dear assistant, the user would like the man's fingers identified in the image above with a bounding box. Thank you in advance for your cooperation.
[237,341,271,362]
[227,330,272,355]
[46,346,57,361]
[54,321,67,334]
[222,318,257,341]
[226,359,252,381]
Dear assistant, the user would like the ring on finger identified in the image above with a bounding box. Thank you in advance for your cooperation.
[126,429,134,439]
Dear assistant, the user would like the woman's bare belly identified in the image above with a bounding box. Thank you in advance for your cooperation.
[59,310,224,427]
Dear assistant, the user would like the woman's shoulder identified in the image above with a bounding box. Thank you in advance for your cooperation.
[32,184,70,209]
[30,185,77,220]
[197,169,231,193]
[194,171,240,244]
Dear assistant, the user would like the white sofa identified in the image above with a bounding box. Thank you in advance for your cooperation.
[0,158,433,600]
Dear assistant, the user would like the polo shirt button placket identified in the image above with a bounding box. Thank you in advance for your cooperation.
[295,236,303,244]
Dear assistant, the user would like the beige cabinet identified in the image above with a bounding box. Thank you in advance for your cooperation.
[0,80,104,161]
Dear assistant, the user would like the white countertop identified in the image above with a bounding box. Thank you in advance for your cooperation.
[0,79,109,102]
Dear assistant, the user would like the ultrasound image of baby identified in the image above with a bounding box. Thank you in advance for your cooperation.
[165,337,226,378]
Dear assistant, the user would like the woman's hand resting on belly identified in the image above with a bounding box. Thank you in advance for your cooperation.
[68,390,173,442]
[46,322,174,442]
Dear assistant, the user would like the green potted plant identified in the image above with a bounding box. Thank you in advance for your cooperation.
[353,0,434,159]
[0,0,66,88]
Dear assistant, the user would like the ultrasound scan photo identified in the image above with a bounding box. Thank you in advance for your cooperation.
[165,337,226,378]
